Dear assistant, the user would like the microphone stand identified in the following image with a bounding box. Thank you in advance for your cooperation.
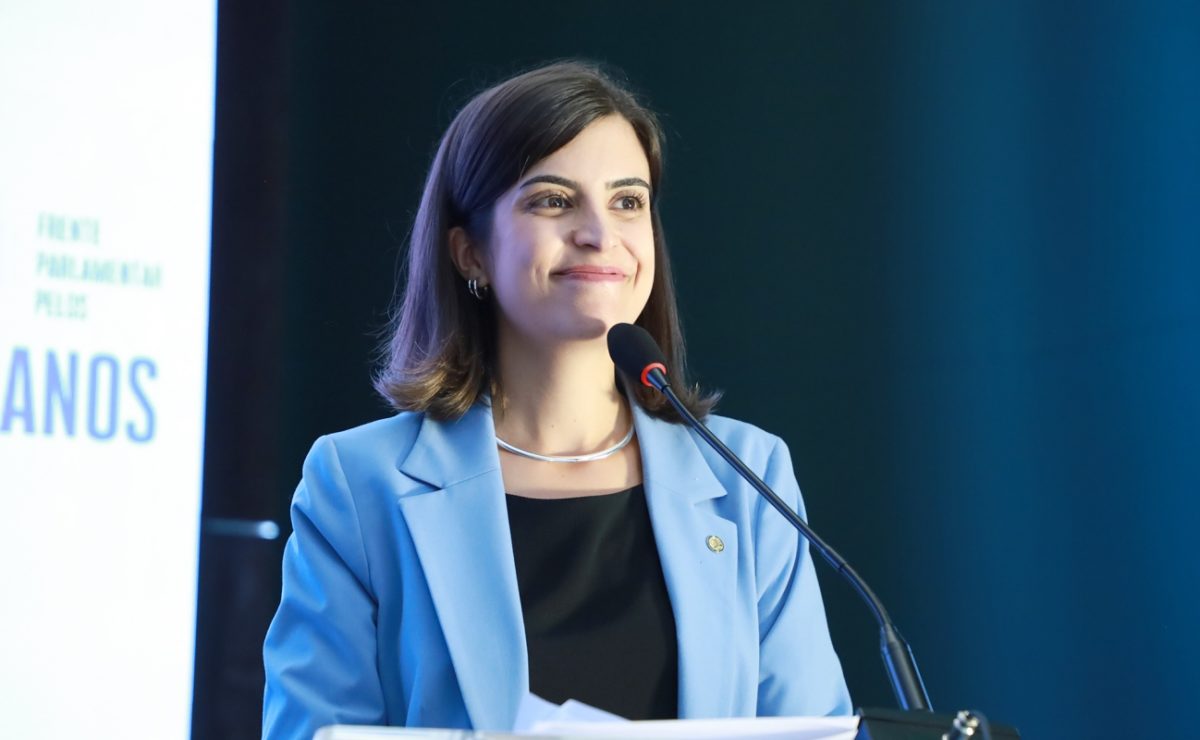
[608,322,1019,737]
[642,373,1023,738]
[643,369,931,712]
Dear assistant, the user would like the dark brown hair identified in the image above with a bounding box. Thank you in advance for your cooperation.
[374,60,717,421]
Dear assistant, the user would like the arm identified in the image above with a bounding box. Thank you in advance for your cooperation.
[262,436,388,740]
[754,436,853,716]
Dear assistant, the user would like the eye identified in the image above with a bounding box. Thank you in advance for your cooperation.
[614,192,648,211]
[528,192,571,210]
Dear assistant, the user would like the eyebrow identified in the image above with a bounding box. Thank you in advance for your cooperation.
[519,174,652,192]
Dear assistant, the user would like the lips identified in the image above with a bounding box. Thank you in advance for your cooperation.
[553,265,627,281]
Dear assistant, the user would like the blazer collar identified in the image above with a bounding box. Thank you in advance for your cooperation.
[397,401,501,490]
[631,401,727,505]
[394,402,525,731]
[633,403,740,718]
[395,397,731,498]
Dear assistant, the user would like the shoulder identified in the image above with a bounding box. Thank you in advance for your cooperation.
[286,412,441,575]
[304,412,424,475]
[319,411,424,451]
[679,411,806,516]
[636,406,794,491]
[700,412,783,451]
[293,411,432,519]
[692,412,790,472]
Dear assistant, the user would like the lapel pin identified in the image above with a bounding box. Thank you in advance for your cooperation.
[706,535,725,553]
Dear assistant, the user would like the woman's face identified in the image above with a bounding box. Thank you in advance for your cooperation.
[481,115,655,346]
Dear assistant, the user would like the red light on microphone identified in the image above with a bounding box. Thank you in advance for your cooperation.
[640,362,667,388]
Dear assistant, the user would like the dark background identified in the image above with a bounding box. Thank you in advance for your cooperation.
[195,2,1200,738]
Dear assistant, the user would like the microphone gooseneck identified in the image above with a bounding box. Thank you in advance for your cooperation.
[606,322,932,712]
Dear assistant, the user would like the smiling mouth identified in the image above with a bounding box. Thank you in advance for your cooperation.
[553,267,627,282]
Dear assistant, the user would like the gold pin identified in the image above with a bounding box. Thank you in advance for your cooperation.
[706,535,725,553]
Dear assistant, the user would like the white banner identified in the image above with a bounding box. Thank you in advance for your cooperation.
[0,2,216,737]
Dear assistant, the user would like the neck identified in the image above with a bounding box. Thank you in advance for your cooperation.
[493,328,630,456]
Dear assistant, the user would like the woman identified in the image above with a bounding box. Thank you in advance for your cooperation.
[262,60,851,738]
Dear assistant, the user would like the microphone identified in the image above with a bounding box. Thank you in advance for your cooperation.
[607,322,669,392]
[607,322,932,713]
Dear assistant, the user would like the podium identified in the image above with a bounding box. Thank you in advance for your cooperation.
[314,709,1020,740]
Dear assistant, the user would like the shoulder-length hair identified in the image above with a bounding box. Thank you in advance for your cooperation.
[374,60,718,422]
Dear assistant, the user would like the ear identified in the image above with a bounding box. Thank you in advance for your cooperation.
[447,226,488,283]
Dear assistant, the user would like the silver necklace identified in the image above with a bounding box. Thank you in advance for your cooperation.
[496,424,635,463]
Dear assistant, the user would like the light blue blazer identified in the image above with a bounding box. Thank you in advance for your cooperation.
[262,401,851,739]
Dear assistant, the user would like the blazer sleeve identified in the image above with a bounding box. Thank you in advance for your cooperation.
[262,436,388,740]
[754,436,853,716]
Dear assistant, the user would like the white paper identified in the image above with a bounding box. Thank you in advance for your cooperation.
[513,693,858,739]
[514,693,627,733]
[316,696,858,740]
[314,728,482,740]
[529,715,858,739]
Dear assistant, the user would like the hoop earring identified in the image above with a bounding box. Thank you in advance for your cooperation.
[467,278,489,300]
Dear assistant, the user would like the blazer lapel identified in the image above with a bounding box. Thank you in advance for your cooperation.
[395,404,528,732]
[634,405,739,718]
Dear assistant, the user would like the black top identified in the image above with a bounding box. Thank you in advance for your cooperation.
[505,485,679,720]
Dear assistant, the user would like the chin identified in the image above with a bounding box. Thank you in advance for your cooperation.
[562,316,614,341]
[518,294,648,344]
[544,313,627,343]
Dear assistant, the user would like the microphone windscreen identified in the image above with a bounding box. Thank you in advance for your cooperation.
[607,323,668,379]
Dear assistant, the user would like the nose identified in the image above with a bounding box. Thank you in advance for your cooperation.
[570,203,618,251]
